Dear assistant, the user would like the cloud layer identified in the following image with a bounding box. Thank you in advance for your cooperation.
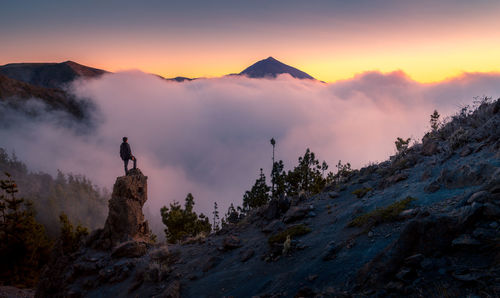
[2,70,500,237]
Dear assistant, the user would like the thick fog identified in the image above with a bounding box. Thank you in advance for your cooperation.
[2,70,500,237]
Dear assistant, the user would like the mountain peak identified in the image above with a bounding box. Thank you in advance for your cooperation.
[240,57,314,80]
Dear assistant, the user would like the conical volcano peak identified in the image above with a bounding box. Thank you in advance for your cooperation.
[239,57,314,80]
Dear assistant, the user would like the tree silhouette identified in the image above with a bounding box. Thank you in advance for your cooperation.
[0,172,52,287]
[160,193,211,243]
[243,168,270,210]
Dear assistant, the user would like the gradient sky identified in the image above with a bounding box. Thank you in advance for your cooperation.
[1,0,500,82]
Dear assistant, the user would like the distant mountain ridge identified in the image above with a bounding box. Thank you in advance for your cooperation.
[239,56,314,79]
[0,60,107,89]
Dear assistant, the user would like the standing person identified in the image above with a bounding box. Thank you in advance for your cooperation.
[120,137,137,175]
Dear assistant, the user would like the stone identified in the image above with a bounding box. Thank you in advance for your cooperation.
[157,280,181,298]
[111,241,148,258]
[421,136,439,156]
[460,146,472,157]
[385,281,404,291]
[322,241,340,261]
[483,203,500,218]
[490,222,498,228]
[404,254,424,267]
[452,234,481,249]
[367,231,374,238]
[396,267,415,282]
[240,249,255,262]
[283,206,310,223]
[472,228,497,240]
[399,208,418,219]
[385,172,409,185]
[202,256,222,272]
[222,235,242,250]
[467,191,490,204]
[424,180,440,193]
[262,220,285,233]
[328,191,340,199]
[149,246,170,260]
[452,271,487,282]
[420,258,434,270]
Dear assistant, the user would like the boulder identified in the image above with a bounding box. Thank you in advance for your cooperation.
[328,191,340,199]
[467,191,489,204]
[451,234,481,249]
[283,206,310,223]
[384,172,409,186]
[421,136,439,156]
[222,235,242,250]
[483,203,500,218]
[240,249,255,262]
[262,220,285,234]
[111,241,148,258]
[157,280,181,298]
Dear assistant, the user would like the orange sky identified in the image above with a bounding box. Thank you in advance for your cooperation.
[1,1,500,83]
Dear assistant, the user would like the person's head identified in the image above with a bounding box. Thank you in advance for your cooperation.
[123,137,128,142]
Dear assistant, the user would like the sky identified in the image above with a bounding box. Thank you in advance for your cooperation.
[1,0,500,82]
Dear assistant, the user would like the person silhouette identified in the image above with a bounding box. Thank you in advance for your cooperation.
[120,137,137,175]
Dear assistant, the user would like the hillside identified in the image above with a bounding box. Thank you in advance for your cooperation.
[0,61,107,89]
[36,100,500,297]
[0,74,88,118]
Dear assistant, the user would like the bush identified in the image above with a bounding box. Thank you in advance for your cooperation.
[352,187,372,198]
[161,193,211,243]
[59,212,89,254]
[348,196,416,229]
[268,224,311,245]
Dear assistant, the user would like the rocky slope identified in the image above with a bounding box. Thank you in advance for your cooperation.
[36,99,500,297]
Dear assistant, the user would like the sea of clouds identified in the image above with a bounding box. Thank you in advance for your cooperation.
[2,70,500,238]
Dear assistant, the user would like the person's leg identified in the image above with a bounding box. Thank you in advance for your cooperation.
[124,159,129,175]
[133,156,137,169]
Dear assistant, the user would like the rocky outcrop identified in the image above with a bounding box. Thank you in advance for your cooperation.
[91,168,153,249]
[36,169,160,297]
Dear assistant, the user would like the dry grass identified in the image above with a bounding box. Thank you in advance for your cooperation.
[348,196,416,229]
[268,224,311,245]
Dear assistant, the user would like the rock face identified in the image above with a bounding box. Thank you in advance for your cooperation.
[92,168,152,249]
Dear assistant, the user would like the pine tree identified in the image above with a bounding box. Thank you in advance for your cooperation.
[160,193,211,243]
[430,110,440,132]
[0,172,52,287]
[285,148,326,196]
[242,168,270,210]
[271,160,287,198]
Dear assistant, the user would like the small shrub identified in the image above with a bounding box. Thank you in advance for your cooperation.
[268,224,311,245]
[352,187,372,198]
[449,127,469,150]
[395,137,411,156]
[348,196,416,229]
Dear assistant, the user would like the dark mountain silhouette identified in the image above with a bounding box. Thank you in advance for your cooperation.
[239,56,314,79]
[0,60,107,89]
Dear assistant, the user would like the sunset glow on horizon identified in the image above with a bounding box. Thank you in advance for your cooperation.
[2,0,500,83]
